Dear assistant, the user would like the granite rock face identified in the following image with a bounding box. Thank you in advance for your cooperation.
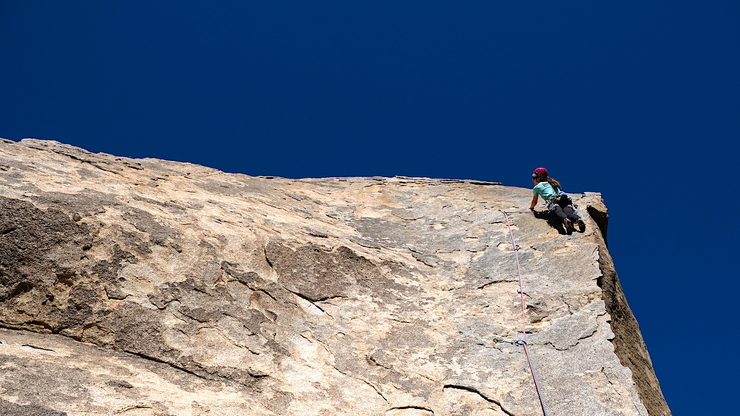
[0,139,670,416]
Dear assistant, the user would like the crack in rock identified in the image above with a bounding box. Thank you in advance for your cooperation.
[114,405,152,414]
[334,365,390,404]
[387,405,435,415]
[442,385,515,416]
[20,343,56,352]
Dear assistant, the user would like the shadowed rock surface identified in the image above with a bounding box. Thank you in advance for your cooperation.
[0,139,670,416]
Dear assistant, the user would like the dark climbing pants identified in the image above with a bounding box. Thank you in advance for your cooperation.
[548,196,580,223]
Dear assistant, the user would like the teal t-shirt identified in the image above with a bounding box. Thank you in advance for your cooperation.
[533,182,560,201]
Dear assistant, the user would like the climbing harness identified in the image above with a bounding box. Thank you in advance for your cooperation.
[501,211,550,416]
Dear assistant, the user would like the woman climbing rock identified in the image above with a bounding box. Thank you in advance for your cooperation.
[529,167,585,233]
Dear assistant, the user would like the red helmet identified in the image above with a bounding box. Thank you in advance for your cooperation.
[532,167,548,178]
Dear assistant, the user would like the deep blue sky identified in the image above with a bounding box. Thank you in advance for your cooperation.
[2,2,738,414]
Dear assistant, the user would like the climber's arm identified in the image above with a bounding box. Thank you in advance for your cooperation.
[529,195,538,210]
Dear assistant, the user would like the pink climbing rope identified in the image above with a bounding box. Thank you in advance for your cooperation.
[502,211,550,416]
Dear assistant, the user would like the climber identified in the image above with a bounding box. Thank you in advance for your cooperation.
[528,167,585,233]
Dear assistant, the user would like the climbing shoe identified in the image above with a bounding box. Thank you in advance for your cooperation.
[576,219,586,232]
[563,218,573,232]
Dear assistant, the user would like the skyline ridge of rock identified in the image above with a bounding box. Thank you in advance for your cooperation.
[0,138,670,415]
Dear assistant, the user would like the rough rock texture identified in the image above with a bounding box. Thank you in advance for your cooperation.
[0,139,670,416]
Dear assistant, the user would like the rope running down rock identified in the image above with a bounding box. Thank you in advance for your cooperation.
[502,210,550,416]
